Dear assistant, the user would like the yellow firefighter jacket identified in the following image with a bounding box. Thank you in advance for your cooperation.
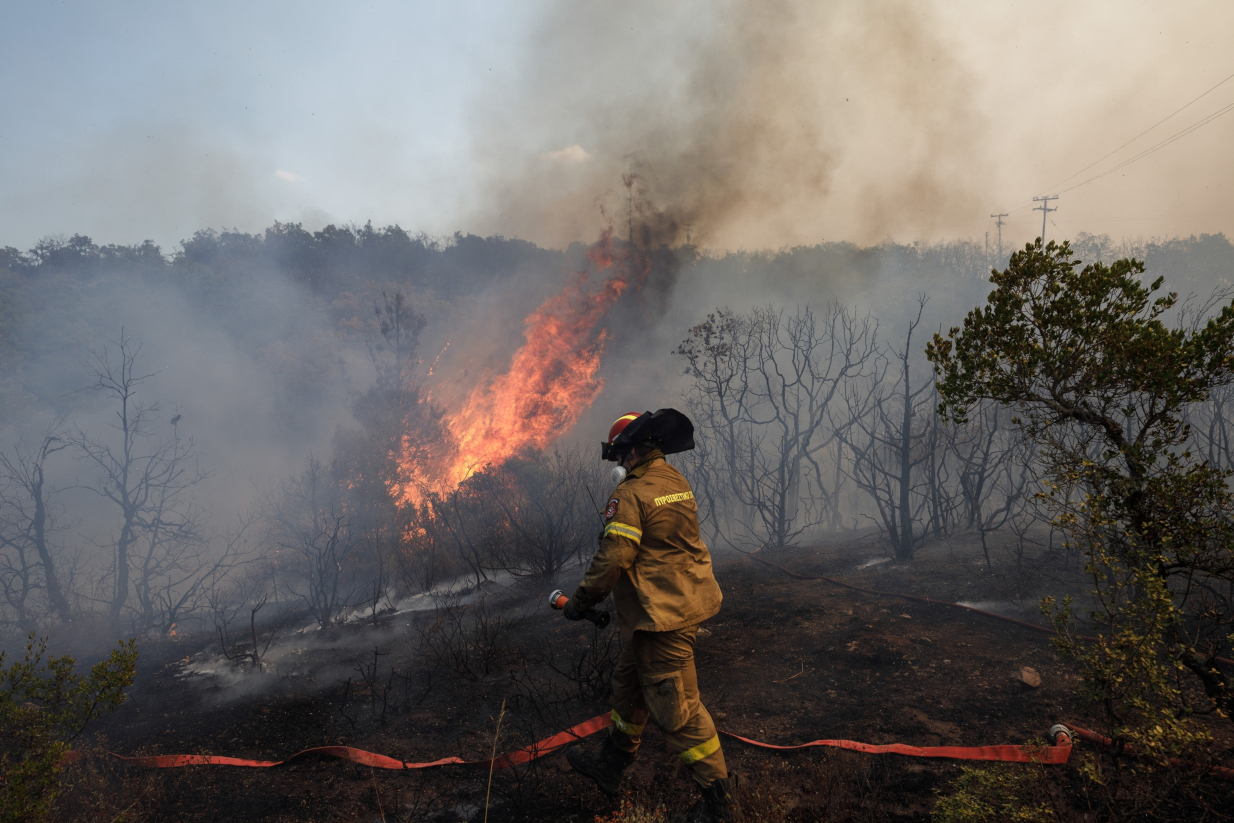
[571,450,722,633]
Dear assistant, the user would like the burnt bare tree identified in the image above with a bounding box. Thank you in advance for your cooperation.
[984,454,1061,592]
[677,308,755,538]
[429,480,500,589]
[1184,382,1234,473]
[397,513,459,595]
[413,594,519,681]
[930,402,1060,580]
[959,422,1041,571]
[669,421,725,545]
[841,299,938,561]
[484,447,592,581]
[69,334,210,635]
[360,528,395,626]
[132,512,257,637]
[1177,288,1234,473]
[0,431,74,629]
[213,583,279,669]
[678,304,879,549]
[271,457,358,628]
[412,448,593,590]
[947,400,1009,531]
[294,512,354,629]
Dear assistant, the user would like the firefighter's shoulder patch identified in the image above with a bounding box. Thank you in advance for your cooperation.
[605,499,619,520]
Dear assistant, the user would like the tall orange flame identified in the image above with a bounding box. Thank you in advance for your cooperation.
[396,229,650,501]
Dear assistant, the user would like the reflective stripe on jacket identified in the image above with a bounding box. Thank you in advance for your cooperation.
[572,450,722,632]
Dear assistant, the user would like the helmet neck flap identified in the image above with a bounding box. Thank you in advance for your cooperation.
[600,408,695,462]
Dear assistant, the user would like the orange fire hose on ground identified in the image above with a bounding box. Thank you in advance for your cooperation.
[72,713,1078,771]
[719,729,1072,765]
[66,716,1234,781]
[69,714,615,771]
[66,713,1234,782]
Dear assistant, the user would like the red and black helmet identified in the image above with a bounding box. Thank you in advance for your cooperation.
[607,412,642,445]
[601,408,695,461]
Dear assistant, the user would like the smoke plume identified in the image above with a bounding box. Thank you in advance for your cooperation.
[472,0,990,249]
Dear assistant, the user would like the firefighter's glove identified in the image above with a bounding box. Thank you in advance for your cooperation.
[562,600,586,621]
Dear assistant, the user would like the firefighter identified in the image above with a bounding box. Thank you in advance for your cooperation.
[562,409,738,823]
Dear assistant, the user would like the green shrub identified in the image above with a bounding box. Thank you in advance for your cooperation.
[929,239,1234,816]
[0,633,137,823]
[933,764,1054,823]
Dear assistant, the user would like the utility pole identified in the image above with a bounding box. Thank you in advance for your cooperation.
[684,223,693,245]
[1031,196,1058,243]
[989,213,1008,259]
[627,188,633,245]
[621,172,638,245]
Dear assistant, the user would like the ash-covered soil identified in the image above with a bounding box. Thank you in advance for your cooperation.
[54,532,1234,822]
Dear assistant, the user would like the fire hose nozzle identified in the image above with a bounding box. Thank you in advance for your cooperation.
[1048,724,1073,746]
[548,589,610,629]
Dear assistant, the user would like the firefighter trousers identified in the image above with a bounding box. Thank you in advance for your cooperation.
[607,625,727,786]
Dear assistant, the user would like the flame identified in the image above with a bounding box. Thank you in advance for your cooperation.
[395,228,649,501]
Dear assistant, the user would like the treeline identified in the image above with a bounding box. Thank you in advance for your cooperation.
[5,223,1230,365]
[4,223,1230,300]
[0,222,555,298]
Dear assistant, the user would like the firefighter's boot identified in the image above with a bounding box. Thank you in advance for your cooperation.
[566,736,635,797]
[683,776,741,823]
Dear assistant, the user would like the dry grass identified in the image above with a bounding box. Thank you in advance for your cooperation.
[593,797,669,823]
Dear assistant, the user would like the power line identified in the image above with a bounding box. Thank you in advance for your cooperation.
[1058,98,1234,195]
[1044,68,1234,192]
[1052,208,1234,224]
[994,67,1234,219]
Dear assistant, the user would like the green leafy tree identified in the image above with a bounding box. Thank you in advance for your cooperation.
[927,239,1234,807]
[0,634,137,823]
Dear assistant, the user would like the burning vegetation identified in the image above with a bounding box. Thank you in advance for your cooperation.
[396,228,663,501]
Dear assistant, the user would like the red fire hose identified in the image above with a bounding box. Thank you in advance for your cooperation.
[67,714,615,771]
[1063,723,1234,781]
[67,717,1234,781]
[71,713,1076,771]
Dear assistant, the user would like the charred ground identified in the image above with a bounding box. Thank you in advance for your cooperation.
[52,531,1232,823]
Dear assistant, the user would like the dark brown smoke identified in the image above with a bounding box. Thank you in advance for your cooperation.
[471,0,990,249]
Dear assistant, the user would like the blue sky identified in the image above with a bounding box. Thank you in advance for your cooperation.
[4,1,1233,252]
[2,0,536,247]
